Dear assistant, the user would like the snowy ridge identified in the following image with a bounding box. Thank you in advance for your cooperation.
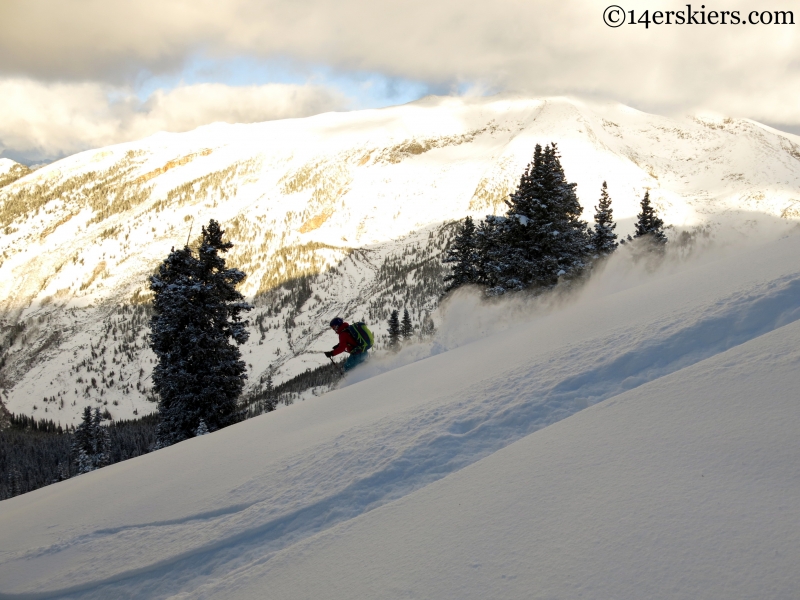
[2,95,800,423]
[0,159,18,176]
[0,159,30,189]
[1,233,799,598]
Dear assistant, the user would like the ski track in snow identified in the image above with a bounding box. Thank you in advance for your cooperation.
[4,267,800,599]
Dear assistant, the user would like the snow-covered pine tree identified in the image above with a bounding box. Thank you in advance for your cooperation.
[442,216,478,292]
[591,181,618,257]
[475,215,508,290]
[91,408,110,469]
[634,190,667,247]
[72,406,95,474]
[262,372,276,413]
[149,219,253,447]
[71,406,110,473]
[195,420,209,436]
[401,309,413,340]
[503,143,591,289]
[387,310,401,350]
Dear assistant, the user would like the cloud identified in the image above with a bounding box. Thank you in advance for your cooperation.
[2,0,800,125]
[2,0,799,163]
[0,79,347,162]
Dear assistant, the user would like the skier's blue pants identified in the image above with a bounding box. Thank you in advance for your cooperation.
[344,351,368,372]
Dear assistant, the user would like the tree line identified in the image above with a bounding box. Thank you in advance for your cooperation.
[442,143,667,294]
[1,412,157,500]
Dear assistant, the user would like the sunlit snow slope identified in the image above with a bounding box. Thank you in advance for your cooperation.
[2,94,800,424]
[1,231,799,599]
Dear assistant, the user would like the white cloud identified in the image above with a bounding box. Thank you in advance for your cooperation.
[0,79,347,161]
[1,0,800,154]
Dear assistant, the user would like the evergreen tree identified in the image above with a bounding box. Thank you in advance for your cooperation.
[634,190,667,247]
[149,219,252,447]
[56,461,70,482]
[72,407,95,474]
[195,420,209,436]
[401,309,413,340]
[503,143,591,289]
[71,406,110,473]
[6,467,22,497]
[443,216,478,292]
[261,372,277,413]
[590,181,618,256]
[474,215,508,289]
[387,310,401,350]
[72,407,91,452]
[91,408,110,469]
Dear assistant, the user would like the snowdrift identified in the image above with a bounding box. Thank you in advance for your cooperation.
[1,233,800,598]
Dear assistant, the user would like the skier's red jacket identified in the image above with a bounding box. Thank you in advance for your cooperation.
[331,322,359,356]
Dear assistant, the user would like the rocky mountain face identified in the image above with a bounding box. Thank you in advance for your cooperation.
[2,94,800,425]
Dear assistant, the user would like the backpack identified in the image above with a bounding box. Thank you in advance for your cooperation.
[347,321,374,353]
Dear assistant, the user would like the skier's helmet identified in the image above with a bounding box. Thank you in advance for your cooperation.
[330,317,344,329]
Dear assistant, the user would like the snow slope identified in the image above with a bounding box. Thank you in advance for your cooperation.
[239,317,800,600]
[2,94,800,424]
[1,231,799,598]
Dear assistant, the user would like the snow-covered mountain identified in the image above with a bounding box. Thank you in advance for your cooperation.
[1,227,799,598]
[2,94,800,425]
[0,158,30,189]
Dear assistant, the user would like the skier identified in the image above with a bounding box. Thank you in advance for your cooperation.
[324,317,372,372]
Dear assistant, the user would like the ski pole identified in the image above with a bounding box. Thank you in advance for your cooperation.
[328,354,344,376]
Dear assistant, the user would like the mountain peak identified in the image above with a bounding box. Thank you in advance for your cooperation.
[1,95,800,424]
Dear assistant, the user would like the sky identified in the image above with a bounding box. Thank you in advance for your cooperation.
[1,0,799,164]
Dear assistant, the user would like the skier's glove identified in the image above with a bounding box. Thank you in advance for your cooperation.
[324,351,333,358]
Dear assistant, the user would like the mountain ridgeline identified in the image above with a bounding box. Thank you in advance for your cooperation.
[2,95,800,431]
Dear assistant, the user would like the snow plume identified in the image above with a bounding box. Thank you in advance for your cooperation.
[576,214,800,305]
[345,218,800,387]
[343,280,601,387]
